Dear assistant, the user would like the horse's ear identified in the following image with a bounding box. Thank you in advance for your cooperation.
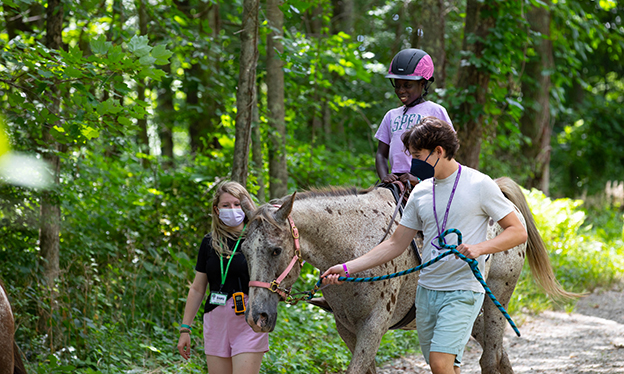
[274,192,296,222]
[240,196,255,220]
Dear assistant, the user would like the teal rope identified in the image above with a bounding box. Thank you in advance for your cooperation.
[315,228,521,337]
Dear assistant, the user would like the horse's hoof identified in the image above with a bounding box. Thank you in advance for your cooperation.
[307,297,333,313]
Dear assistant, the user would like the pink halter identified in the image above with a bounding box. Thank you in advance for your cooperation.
[248,207,303,300]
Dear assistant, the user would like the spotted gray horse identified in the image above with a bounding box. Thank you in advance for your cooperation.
[241,177,577,374]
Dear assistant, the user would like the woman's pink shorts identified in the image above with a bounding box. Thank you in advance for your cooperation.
[203,296,269,358]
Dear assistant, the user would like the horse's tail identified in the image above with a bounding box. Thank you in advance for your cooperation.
[14,340,28,374]
[495,177,582,299]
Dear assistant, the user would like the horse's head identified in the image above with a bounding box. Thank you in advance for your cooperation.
[241,193,302,333]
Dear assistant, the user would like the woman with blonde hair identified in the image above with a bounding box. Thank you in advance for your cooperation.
[177,181,269,374]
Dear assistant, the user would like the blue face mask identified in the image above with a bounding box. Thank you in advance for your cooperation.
[410,150,439,181]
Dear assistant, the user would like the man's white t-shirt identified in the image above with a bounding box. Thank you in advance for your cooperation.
[400,165,514,293]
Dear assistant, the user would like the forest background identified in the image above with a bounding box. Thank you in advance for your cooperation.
[0,0,623,373]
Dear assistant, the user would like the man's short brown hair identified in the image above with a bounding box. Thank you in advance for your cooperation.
[401,116,459,160]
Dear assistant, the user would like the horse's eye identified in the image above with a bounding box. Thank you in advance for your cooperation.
[271,247,282,256]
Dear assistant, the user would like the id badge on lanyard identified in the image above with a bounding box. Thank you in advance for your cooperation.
[209,292,227,306]
[210,225,246,307]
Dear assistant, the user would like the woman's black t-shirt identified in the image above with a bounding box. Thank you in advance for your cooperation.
[195,233,250,315]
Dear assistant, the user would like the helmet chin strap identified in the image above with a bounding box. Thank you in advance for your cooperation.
[403,96,424,114]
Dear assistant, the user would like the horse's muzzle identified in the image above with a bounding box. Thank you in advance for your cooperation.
[246,303,277,333]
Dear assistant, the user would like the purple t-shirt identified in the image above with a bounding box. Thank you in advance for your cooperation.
[375,101,453,174]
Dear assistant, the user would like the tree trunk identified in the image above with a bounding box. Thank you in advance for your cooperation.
[409,0,446,87]
[453,0,496,168]
[158,63,175,168]
[331,0,354,35]
[182,2,222,157]
[231,0,259,185]
[251,82,265,203]
[39,0,63,341]
[390,1,407,58]
[137,0,149,166]
[186,63,209,155]
[109,0,123,44]
[520,1,553,193]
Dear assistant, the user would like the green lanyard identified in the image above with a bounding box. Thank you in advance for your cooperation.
[219,224,246,287]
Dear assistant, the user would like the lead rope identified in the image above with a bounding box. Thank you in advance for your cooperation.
[303,228,521,336]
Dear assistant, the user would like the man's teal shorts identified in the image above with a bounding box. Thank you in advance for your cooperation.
[415,286,485,367]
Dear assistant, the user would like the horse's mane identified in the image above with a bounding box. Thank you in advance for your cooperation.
[276,185,374,203]
[252,186,375,227]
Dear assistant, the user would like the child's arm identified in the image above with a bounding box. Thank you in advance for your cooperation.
[376,141,397,182]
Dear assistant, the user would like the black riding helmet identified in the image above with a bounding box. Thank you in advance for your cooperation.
[386,48,435,82]
[386,49,435,109]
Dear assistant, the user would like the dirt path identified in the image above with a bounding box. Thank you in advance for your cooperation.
[378,286,624,373]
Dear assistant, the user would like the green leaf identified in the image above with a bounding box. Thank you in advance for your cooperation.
[38,69,53,78]
[96,98,123,116]
[64,66,81,78]
[151,44,173,65]
[108,45,124,64]
[90,36,111,55]
[138,67,166,81]
[81,126,100,140]
[127,35,152,58]
[138,54,157,66]
[117,116,132,126]
[70,44,83,60]
[0,120,10,158]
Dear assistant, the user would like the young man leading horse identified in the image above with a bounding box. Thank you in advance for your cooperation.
[322,116,528,374]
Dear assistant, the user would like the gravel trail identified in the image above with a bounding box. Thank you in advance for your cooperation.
[378,286,624,374]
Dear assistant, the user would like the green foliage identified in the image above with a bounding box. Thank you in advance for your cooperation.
[548,0,624,197]
[0,35,171,148]
[508,188,624,315]
[1,0,624,372]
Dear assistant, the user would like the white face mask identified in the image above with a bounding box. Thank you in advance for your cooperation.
[218,208,245,227]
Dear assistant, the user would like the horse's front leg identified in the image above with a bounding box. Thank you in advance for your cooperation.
[334,319,377,374]
[351,313,397,374]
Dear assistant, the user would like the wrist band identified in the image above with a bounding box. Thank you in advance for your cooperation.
[342,263,350,277]
[181,324,192,331]
[180,329,191,334]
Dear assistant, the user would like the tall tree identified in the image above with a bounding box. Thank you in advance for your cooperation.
[520,1,553,193]
[453,0,497,168]
[409,0,446,87]
[331,0,354,35]
[39,0,63,297]
[157,63,175,168]
[137,0,150,164]
[251,82,265,202]
[38,0,63,340]
[267,0,288,199]
[232,0,260,185]
[177,1,222,156]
